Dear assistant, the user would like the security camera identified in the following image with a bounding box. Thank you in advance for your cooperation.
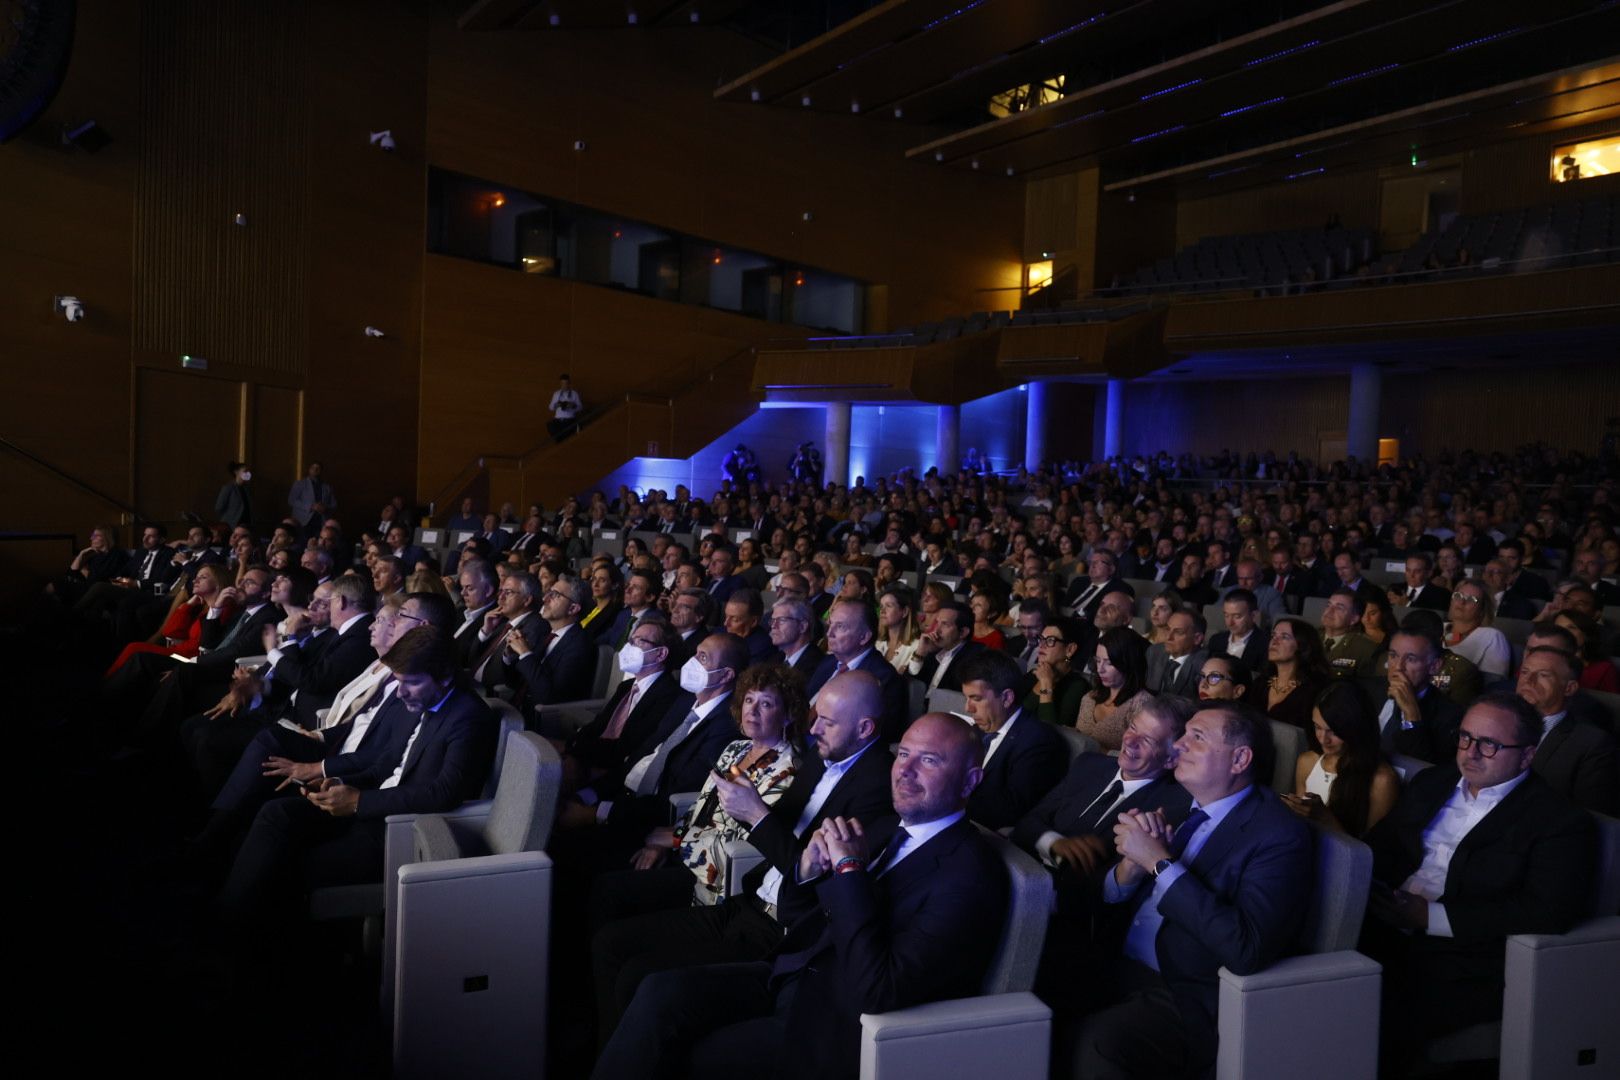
[364,326,385,338]
[55,295,85,322]
[369,130,395,151]
[573,139,587,151]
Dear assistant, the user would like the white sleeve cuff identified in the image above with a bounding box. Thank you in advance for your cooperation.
[1426,901,1453,938]
[1035,831,1064,866]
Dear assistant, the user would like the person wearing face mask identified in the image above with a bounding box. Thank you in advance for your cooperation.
[214,460,255,530]
[562,632,747,853]
[562,617,684,787]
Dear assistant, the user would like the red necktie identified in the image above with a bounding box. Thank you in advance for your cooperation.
[602,680,640,740]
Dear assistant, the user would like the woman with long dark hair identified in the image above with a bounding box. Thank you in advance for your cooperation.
[1263,616,1332,730]
[1284,680,1399,835]
[1075,626,1149,751]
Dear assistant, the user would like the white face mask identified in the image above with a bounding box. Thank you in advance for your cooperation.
[239,470,253,482]
[679,656,714,694]
[618,643,651,677]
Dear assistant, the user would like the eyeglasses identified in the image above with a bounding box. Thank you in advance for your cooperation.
[397,610,426,625]
[1456,730,1531,758]
[768,616,804,627]
[1037,635,1066,647]
[1196,672,1231,686]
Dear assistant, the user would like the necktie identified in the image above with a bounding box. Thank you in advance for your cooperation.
[635,711,700,795]
[602,680,641,740]
[214,605,259,652]
[1408,587,1418,602]
[326,665,390,729]
[1163,657,1182,693]
[869,826,912,877]
[981,730,996,752]
[141,549,159,579]
[1075,583,1101,611]
[1277,575,1288,594]
[1079,779,1126,832]
[1167,808,1210,862]
[472,618,511,681]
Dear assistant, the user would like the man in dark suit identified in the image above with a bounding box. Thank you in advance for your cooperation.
[703,545,742,610]
[1377,624,1465,762]
[508,573,599,711]
[1570,548,1620,608]
[1331,551,1385,607]
[217,628,497,923]
[1497,543,1552,603]
[1146,610,1208,699]
[957,649,1068,830]
[1073,702,1313,1078]
[805,599,909,742]
[1399,552,1451,611]
[1293,534,1338,599]
[1516,643,1619,813]
[564,616,682,781]
[1206,588,1269,673]
[803,560,835,622]
[383,523,427,572]
[1362,693,1596,1068]
[767,596,823,677]
[590,669,895,1040]
[602,568,660,651]
[908,601,986,694]
[1202,540,1237,592]
[721,588,779,666]
[450,557,498,667]
[1265,548,1312,615]
[1013,694,1194,1004]
[469,571,551,698]
[595,711,1006,1080]
[565,632,746,852]
[1064,550,1133,622]
[1481,558,1539,619]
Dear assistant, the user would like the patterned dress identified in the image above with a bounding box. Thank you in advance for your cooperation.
[677,738,799,903]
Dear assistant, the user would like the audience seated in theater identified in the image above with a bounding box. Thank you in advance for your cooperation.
[370,555,406,602]
[1195,654,1252,704]
[722,588,777,666]
[581,562,624,641]
[1014,694,1194,1008]
[503,571,597,712]
[805,599,908,742]
[969,588,1008,651]
[1443,577,1511,679]
[178,574,377,793]
[907,599,985,693]
[1361,692,1596,1073]
[470,570,549,699]
[1206,587,1269,672]
[958,649,1067,830]
[703,544,742,609]
[563,632,746,856]
[1262,616,1331,730]
[1265,547,1311,615]
[1497,541,1552,603]
[1393,552,1450,612]
[766,596,823,677]
[1321,588,1382,683]
[601,567,659,651]
[588,662,804,927]
[1065,549,1132,621]
[1372,619,1466,762]
[217,627,497,928]
[1147,610,1208,699]
[1284,680,1400,834]
[1005,596,1051,671]
[1022,615,1093,726]
[563,615,684,791]
[1554,608,1620,692]
[874,585,922,674]
[189,590,453,864]
[1078,627,1150,751]
[1141,588,1180,648]
[449,557,498,666]
[1514,639,1619,814]
[104,562,241,675]
[594,711,1007,1080]
[665,587,712,667]
[1068,701,1313,1078]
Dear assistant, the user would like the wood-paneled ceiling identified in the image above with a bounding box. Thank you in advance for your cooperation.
[459,0,1620,196]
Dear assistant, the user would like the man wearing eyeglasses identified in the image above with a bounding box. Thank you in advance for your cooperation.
[768,597,823,677]
[1362,691,1596,1071]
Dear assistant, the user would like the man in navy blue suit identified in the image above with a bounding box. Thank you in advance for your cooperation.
[805,599,909,742]
[1073,701,1313,1078]
[703,545,742,610]
[957,649,1067,830]
[218,628,497,923]
[594,712,1007,1080]
[507,573,598,711]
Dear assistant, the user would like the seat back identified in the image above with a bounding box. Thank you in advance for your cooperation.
[1389,753,1433,783]
[1586,689,1620,732]
[907,677,928,721]
[1299,824,1374,954]
[483,732,563,856]
[481,697,525,798]
[928,688,967,716]
[1591,812,1619,917]
[590,643,617,699]
[975,827,1055,995]
[1267,720,1306,793]
[1056,726,1098,762]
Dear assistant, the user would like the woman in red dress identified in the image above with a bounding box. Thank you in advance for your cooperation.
[105,563,235,676]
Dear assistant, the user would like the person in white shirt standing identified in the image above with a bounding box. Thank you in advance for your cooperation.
[548,372,583,442]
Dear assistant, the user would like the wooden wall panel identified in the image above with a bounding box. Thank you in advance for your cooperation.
[250,385,303,521]
[134,1,310,376]
[134,368,244,522]
[1175,169,1383,249]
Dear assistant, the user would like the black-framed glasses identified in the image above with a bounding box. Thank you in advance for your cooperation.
[1196,672,1231,686]
[397,610,426,626]
[1037,635,1066,647]
[1457,731,1531,758]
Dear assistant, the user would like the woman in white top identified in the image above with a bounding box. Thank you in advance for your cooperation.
[1284,681,1400,836]
[1443,578,1511,678]
[875,585,922,674]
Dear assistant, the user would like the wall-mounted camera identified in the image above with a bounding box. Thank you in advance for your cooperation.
[369,129,395,152]
[54,295,85,322]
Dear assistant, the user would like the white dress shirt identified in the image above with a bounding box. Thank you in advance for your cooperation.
[1401,770,1530,937]
[1035,769,1155,866]
[755,739,878,908]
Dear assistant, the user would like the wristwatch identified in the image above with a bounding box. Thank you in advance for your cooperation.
[1152,857,1176,877]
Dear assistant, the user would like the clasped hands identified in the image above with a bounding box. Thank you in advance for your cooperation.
[798,816,868,880]
[1110,808,1175,887]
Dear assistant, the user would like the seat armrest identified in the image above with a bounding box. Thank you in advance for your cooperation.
[721,838,764,897]
[1506,916,1620,951]
[534,700,606,739]
[396,849,552,885]
[669,791,700,824]
[859,993,1050,1080]
[1217,951,1381,992]
[412,815,466,863]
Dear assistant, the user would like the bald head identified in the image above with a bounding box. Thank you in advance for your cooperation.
[891,712,985,826]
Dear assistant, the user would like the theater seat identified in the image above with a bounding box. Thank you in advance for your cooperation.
[1268,719,1306,792]
[1216,824,1379,1080]
[857,828,1054,1080]
[1055,727,1098,761]
[388,733,562,1079]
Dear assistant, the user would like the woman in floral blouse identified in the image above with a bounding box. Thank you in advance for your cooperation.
[629,663,805,903]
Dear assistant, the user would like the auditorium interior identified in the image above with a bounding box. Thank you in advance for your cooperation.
[4,1,1619,1077]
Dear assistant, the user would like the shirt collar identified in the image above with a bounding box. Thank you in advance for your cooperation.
[1191,783,1254,824]
[1455,767,1530,805]
[824,736,878,777]
[897,808,965,846]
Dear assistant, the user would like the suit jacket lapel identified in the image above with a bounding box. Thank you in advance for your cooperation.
[1534,718,1573,772]
[401,697,451,778]
[1185,787,1259,876]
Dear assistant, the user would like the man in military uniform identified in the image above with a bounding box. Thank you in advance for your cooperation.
[1321,588,1381,680]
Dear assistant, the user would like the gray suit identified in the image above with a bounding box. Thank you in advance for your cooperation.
[1148,647,1208,698]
